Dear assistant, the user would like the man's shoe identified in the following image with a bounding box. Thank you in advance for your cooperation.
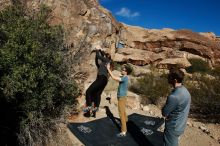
[116,132,126,137]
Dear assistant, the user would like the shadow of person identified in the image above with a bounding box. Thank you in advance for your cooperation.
[104,106,121,131]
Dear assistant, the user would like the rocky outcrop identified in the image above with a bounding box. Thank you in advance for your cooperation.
[117,24,220,67]
[15,0,121,86]
[114,48,163,65]
[157,58,191,69]
[1,0,220,84]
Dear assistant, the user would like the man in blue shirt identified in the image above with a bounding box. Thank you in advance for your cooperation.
[162,69,191,146]
[107,64,132,137]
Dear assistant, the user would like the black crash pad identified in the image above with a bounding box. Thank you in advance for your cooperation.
[68,108,164,146]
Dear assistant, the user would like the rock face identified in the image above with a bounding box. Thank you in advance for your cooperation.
[1,0,220,84]
[19,0,120,86]
[117,24,220,67]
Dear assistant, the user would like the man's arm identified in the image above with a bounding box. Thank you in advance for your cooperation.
[162,95,178,118]
[107,63,121,82]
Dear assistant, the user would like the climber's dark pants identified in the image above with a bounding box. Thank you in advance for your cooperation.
[86,75,108,107]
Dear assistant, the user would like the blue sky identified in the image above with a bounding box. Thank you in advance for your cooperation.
[100,0,220,36]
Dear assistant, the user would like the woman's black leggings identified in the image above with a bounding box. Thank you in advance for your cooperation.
[86,75,108,107]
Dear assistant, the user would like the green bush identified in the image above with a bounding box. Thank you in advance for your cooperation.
[182,58,220,119]
[210,66,220,78]
[130,73,170,105]
[185,74,220,116]
[0,5,79,145]
[113,61,122,71]
[186,58,211,73]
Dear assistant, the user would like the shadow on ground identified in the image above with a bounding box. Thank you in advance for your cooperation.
[68,106,164,146]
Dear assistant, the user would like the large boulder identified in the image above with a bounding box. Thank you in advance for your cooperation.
[119,24,220,68]
[114,48,164,65]
[157,58,191,69]
[17,0,121,88]
[126,91,141,110]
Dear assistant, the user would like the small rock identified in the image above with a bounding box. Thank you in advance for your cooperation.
[140,104,144,109]
[187,121,193,127]
[199,125,206,130]
[99,108,106,113]
[210,135,214,139]
[143,106,150,112]
[199,126,210,135]
[212,136,218,141]
[192,122,199,128]
[88,25,98,36]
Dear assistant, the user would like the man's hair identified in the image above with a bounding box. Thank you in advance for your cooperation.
[168,69,185,83]
[124,64,132,75]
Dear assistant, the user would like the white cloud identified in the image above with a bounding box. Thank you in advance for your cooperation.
[116,8,130,17]
[116,7,140,18]
[131,12,140,17]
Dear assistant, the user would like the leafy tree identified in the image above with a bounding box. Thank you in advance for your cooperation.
[0,5,79,145]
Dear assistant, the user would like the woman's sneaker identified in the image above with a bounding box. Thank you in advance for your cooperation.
[92,107,99,112]
[83,106,92,113]
[91,107,99,118]
[83,106,92,117]
[83,111,90,117]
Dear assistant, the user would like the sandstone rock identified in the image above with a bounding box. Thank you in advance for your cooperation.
[157,58,191,69]
[129,64,151,76]
[140,104,144,109]
[114,48,163,65]
[88,25,98,36]
[187,121,193,127]
[149,111,154,116]
[76,95,86,108]
[200,32,216,40]
[143,106,150,112]
[126,91,141,110]
[199,126,210,135]
[119,24,220,67]
[180,41,214,59]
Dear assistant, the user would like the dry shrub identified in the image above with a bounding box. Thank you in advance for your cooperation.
[130,72,170,106]
[185,74,220,116]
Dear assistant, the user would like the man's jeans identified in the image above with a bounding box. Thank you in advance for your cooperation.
[164,129,181,146]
